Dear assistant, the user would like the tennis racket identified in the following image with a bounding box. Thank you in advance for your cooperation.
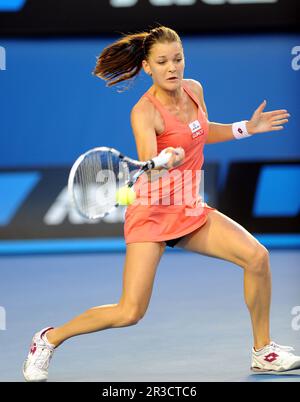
[68,146,176,220]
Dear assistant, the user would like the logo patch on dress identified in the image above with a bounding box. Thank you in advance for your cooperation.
[189,120,201,133]
[189,120,204,139]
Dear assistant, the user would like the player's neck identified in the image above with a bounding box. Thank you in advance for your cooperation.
[151,84,184,107]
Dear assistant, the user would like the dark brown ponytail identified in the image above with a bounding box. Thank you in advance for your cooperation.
[93,26,181,89]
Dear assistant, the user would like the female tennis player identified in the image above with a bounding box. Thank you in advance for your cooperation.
[23,26,300,381]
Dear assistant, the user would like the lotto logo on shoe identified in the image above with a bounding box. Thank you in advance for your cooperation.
[264,352,279,362]
[30,343,37,355]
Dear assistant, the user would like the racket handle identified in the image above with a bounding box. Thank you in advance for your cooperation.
[129,148,182,187]
[151,149,173,168]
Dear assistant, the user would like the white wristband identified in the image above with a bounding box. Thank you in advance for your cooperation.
[232,121,251,140]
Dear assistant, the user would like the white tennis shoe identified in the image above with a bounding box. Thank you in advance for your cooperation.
[251,341,300,373]
[23,327,55,382]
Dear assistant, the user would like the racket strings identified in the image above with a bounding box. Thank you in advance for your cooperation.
[73,149,128,219]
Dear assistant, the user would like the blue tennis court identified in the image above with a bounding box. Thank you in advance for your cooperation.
[1,249,299,382]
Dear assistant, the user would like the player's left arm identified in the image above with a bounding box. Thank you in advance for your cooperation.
[187,79,290,144]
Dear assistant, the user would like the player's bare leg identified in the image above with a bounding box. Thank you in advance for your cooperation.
[177,209,271,350]
[46,242,165,347]
[23,242,165,381]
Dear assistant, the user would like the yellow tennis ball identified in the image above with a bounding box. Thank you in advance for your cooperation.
[116,186,136,206]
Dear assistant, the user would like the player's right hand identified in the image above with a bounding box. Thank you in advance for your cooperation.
[164,147,185,169]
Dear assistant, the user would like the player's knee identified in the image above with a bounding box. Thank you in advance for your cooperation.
[245,244,270,275]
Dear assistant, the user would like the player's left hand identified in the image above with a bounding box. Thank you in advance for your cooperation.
[246,100,290,135]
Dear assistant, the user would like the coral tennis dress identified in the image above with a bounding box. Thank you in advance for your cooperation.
[124,81,215,244]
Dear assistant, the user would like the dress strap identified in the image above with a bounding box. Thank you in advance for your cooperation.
[143,91,171,132]
[143,91,169,117]
[182,81,200,107]
[182,81,208,120]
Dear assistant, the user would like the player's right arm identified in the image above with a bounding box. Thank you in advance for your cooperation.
[130,99,158,162]
[130,99,184,170]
